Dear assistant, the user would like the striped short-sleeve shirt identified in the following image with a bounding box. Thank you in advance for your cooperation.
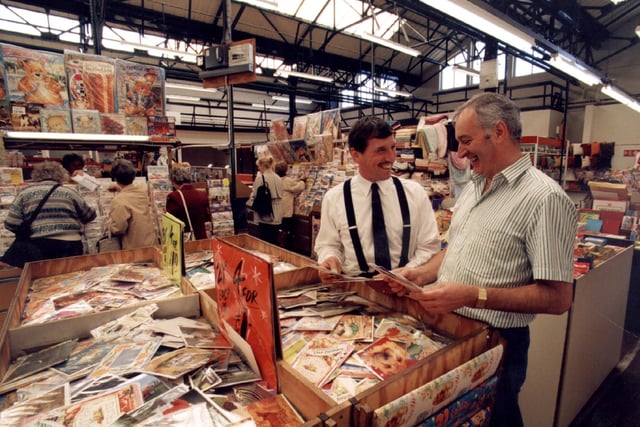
[440,155,577,328]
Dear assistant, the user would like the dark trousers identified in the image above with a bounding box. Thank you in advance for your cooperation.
[34,238,84,260]
[258,223,280,246]
[490,326,530,427]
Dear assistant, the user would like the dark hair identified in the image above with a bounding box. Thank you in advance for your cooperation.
[274,161,288,177]
[347,116,393,153]
[62,153,84,172]
[110,158,136,185]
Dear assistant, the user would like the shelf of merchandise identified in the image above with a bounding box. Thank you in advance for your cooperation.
[1,131,179,153]
[521,136,564,182]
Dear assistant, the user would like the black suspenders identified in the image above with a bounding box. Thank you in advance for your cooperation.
[343,177,411,275]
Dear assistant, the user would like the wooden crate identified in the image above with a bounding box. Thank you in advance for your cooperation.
[0,246,200,379]
[275,280,502,426]
[221,233,319,288]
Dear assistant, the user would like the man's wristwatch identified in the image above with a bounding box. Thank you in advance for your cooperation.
[475,287,488,309]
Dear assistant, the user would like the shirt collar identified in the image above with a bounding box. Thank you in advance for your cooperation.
[471,154,532,187]
[354,174,394,194]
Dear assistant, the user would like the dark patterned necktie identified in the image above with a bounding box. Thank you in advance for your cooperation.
[371,183,391,269]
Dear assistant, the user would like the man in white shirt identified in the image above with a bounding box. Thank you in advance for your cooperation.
[314,116,441,281]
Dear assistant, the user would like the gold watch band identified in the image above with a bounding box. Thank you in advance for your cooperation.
[476,287,488,309]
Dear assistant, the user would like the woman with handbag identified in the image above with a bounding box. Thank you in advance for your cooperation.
[166,163,212,240]
[2,161,97,267]
[246,155,283,245]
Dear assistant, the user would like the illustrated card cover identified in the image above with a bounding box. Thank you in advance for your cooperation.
[53,340,115,377]
[214,238,279,390]
[304,111,322,146]
[0,99,11,130]
[147,115,176,138]
[47,383,144,426]
[115,59,165,117]
[293,315,342,332]
[332,314,374,342]
[321,108,341,140]
[1,43,69,108]
[123,115,148,136]
[290,334,354,387]
[40,108,72,133]
[237,394,305,427]
[10,101,42,132]
[142,347,215,380]
[2,339,78,384]
[65,50,116,113]
[292,114,308,139]
[71,108,102,133]
[179,325,233,349]
[216,359,262,388]
[89,339,161,378]
[100,112,126,134]
[0,384,69,426]
[290,138,312,162]
[188,366,222,392]
[270,118,289,141]
[356,336,417,380]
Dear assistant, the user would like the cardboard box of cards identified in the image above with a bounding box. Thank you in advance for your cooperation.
[0,246,200,376]
[210,236,504,426]
[276,280,504,426]
[221,233,319,288]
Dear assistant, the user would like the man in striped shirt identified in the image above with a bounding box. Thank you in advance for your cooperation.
[388,92,577,427]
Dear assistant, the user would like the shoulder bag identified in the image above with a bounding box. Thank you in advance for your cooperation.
[1,184,61,268]
[177,189,196,241]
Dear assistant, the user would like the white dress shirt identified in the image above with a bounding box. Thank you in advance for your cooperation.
[315,174,441,275]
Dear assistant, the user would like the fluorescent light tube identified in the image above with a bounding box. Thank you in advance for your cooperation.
[601,85,640,113]
[251,103,290,111]
[374,86,412,98]
[272,95,313,104]
[167,95,201,102]
[275,70,333,83]
[165,83,217,94]
[5,131,150,142]
[636,25,640,38]
[234,0,279,10]
[119,41,198,61]
[361,32,421,57]
[452,64,480,77]
[547,53,602,86]
[420,0,534,53]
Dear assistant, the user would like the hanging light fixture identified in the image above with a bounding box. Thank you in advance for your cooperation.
[274,70,333,83]
[361,33,421,57]
[374,86,412,98]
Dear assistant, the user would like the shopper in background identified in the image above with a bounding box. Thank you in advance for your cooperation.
[4,161,96,262]
[247,154,283,245]
[384,92,577,427]
[275,161,306,244]
[61,153,85,178]
[109,158,157,249]
[166,163,212,240]
[314,116,441,280]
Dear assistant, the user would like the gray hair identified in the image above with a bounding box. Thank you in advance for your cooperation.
[32,161,68,183]
[171,165,192,184]
[454,92,522,144]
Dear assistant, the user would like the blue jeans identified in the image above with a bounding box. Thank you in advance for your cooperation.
[490,326,530,427]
